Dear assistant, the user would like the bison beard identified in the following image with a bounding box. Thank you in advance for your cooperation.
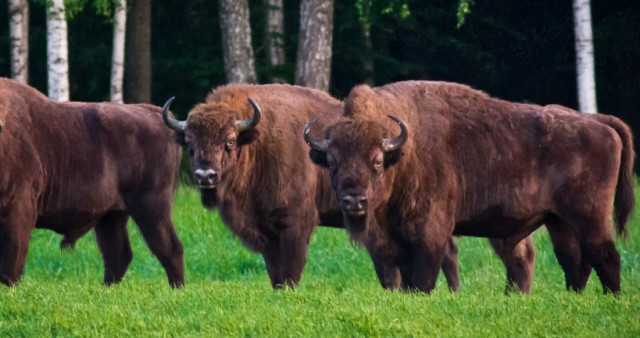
[200,188,218,209]
[0,78,184,287]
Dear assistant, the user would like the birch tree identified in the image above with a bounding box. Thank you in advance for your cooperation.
[219,0,257,83]
[266,0,286,83]
[111,0,127,103]
[573,0,597,113]
[8,0,29,83]
[295,0,334,92]
[47,0,70,101]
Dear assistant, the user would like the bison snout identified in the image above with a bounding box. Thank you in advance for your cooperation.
[194,169,219,188]
[341,195,368,216]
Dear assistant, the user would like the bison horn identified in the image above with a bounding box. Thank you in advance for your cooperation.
[162,97,186,132]
[383,115,408,152]
[303,115,330,152]
[237,98,262,132]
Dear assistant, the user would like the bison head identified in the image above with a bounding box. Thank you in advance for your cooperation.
[162,97,261,208]
[304,116,408,233]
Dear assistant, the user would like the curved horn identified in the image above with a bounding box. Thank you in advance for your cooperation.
[162,97,186,132]
[237,98,262,132]
[303,115,330,152]
[383,115,408,152]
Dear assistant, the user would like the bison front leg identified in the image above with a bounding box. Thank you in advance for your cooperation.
[441,237,460,292]
[0,199,36,286]
[372,260,401,290]
[95,211,133,285]
[262,242,284,288]
[277,226,312,289]
[488,236,536,294]
[405,244,447,293]
[264,216,313,290]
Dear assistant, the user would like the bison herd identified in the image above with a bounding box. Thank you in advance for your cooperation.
[0,77,633,295]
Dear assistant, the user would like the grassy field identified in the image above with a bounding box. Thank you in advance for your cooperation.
[1,187,639,336]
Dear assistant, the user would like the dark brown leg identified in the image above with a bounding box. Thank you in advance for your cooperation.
[127,193,184,288]
[95,211,133,285]
[406,242,446,293]
[441,237,460,292]
[263,242,284,288]
[582,241,620,294]
[277,221,312,289]
[373,260,402,290]
[489,236,536,294]
[546,220,592,292]
[0,199,36,286]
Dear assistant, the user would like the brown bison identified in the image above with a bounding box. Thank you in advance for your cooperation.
[0,78,184,287]
[162,83,533,291]
[305,81,634,294]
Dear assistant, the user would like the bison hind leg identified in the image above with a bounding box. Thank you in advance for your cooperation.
[582,241,620,295]
[546,217,592,292]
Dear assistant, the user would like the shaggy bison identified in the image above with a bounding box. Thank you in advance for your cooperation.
[0,78,184,287]
[162,84,350,288]
[305,81,633,294]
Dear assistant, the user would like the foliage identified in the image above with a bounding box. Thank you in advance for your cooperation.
[456,0,474,28]
[0,187,639,336]
[0,0,639,159]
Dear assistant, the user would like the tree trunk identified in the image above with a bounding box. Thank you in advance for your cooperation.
[360,20,374,86]
[295,0,334,92]
[219,0,257,83]
[125,0,151,103]
[111,0,127,103]
[573,0,597,113]
[266,0,286,83]
[46,0,69,101]
[8,0,29,83]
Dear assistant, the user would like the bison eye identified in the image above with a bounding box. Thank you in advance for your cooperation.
[226,139,236,150]
[373,161,382,173]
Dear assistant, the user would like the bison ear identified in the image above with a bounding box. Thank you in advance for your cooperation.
[238,129,261,146]
[384,149,404,168]
[173,131,187,147]
[309,149,328,167]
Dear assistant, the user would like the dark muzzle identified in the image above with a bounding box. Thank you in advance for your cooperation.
[341,194,368,218]
[194,168,219,188]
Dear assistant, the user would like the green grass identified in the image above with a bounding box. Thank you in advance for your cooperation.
[1,186,639,336]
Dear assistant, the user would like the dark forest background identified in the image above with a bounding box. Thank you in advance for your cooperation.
[1,0,639,155]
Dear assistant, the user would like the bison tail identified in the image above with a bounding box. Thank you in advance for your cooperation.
[595,114,635,238]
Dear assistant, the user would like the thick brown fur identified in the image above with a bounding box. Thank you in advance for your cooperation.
[175,84,469,290]
[173,84,347,289]
[0,78,184,287]
[311,80,634,294]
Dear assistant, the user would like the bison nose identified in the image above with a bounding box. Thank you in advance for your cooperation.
[341,195,368,214]
[194,169,219,187]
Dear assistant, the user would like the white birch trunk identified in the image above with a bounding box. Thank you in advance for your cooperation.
[573,0,597,113]
[8,0,29,83]
[111,0,127,103]
[219,0,257,83]
[267,0,286,83]
[46,0,70,102]
[295,0,334,92]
